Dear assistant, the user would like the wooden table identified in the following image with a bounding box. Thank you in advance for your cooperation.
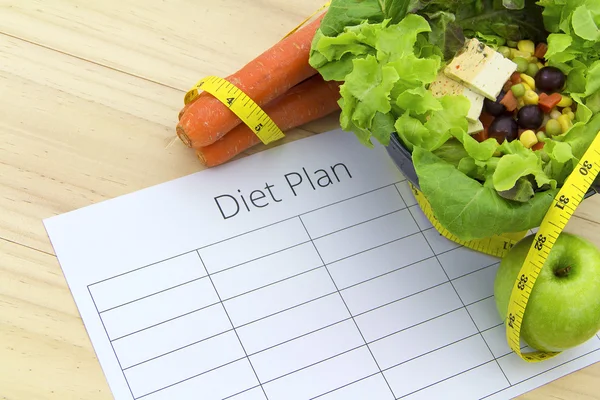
[1,1,599,399]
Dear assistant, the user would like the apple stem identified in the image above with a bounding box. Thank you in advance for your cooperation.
[554,265,572,278]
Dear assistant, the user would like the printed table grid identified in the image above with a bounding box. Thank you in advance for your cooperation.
[86,180,600,400]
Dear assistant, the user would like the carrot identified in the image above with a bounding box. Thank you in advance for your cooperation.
[196,75,341,167]
[179,101,195,120]
[534,43,548,59]
[538,92,562,113]
[500,90,518,112]
[177,13,325,149]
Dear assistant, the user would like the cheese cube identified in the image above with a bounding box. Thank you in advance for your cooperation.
[444,38,517,101]
[429,72,484,123]
[468,120,484,135]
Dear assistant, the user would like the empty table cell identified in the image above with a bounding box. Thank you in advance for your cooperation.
[395,181,417,207]
[355,283,463,343]
[467,297,504,332]
[124,330,245,398]
[369,309,478,370]
[237,294,350,355]
[101,277,219,340]
[198,218,309,274]
[481,323,519,359]
[313,210,419,264]
[452,263,500,305]
[437,246,499,280]
[113,303,232,369]
[211,242,322,300]
[498,336,600,385]
[262,347,379,400]
[422,228,461,255]
[408,205,433,231]
[301,186,405,239]
[341,258,447,316]
[402,361,509,400]
[223,267,336,327]
[327,234,433,290]
[141,358,260,400]
[384,335,494,399]
[250,319,365,383]
[316,374,394,400]
[89,251,206,312]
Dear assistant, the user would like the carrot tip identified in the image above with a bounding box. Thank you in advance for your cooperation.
[176,125,192,148]
[178,108,186,120]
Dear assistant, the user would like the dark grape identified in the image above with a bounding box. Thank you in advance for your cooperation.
[484,91,507,116]
[534,66,566,93]
[517,105,544,130]
[488,116,518,143]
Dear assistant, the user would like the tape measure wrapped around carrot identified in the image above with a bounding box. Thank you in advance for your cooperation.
[196,75,341,167]
[177,13,326,149]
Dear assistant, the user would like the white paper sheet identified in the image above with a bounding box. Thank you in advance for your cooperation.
[44,129,600,400]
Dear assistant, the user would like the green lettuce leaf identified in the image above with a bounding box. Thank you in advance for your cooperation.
[412,147,558,241]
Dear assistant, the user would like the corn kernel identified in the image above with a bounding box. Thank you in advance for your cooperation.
[537,62,545,69]
[550,109,562,119]
[518,97,525,108]
[518,40,536,55]
[520,130,538,149]
[568,111,575,120]
[511,48,532,60]
[558,114,572,133]
[521,82,532,91]
[523,90,539,105]
[557,95,573,108]
[562,106,573,114]
[520,73,536,90]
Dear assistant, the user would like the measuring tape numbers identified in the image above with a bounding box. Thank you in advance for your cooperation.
[184,76,285,145]
[411,131,600,362]
[506,132,600,362]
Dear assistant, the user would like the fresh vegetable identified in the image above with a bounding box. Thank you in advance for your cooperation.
[196,75,341,167]
[177,14,325,149]
[309,0,600,240]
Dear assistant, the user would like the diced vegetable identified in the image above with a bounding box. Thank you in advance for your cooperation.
[520,73,536,90]
[538,92,562,113]
[513,57,529,73]
[558,114,572,133]
[534,42,548,59]
[500,90,518,112]
[523,90,539,105]
[520,129,538,148]
[517,40,535,55]
[545,119,562,136]
[511,83,526,98]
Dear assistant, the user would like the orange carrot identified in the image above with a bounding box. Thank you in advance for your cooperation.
[177,13,325,149]
[179,101,194,120]
[534,43,548,59]
[500,90,518,112]
[196,75,341,167]
[538,92,562,113]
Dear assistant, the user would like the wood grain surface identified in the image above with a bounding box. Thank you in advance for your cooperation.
[0,1,599,399]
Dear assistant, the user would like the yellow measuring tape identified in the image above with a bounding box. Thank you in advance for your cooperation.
[184,76,285,145]
[410,184,529,258]
[413,132,600,362]
[182,3,331,146]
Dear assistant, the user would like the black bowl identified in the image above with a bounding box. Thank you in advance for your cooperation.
[386,132,598,200]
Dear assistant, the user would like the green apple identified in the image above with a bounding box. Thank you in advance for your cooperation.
[494,232,600,352]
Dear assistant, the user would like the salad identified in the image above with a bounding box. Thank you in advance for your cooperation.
[308,0,600,241]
